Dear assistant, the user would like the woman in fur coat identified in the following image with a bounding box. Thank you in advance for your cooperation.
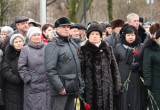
[78,23,122,110]
[2,34,25,110]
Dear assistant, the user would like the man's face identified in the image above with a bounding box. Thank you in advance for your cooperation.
[128,16,139,29]
[57,25,70,37]
[69,28,80,38]
[16,21,29,34]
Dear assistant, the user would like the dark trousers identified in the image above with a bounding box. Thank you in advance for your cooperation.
[50,95,75,110]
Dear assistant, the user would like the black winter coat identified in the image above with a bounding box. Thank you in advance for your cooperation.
[114,43,143,110]
[2,45,23,110]
[78,41,122,110]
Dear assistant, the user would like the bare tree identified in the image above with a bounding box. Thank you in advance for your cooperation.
[68,0,93,23]
[107,0,113,22]
[47,0,57,6]
[0,0,21,25]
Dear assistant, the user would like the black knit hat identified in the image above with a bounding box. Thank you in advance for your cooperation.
[111,19,124,29]
[54,17,71,28]
[156,29,160,39]
[86,23,103,38]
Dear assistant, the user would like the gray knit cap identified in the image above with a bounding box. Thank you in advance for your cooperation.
[1,26,14,34]
[27,27,41,39]
[10,33,25,46]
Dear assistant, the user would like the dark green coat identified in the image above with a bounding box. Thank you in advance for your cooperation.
[143,39,160,109]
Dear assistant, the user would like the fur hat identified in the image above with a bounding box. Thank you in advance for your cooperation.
[27,27,41,39]
[10,33,25,46]
[156,29,160,39]
[111,19,124,29]
[149,23,160,34]
[15,16,29,24]
[54,17,71,28]
[86,23,103,38]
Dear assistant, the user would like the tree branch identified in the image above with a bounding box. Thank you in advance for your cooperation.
[47,0,56,6]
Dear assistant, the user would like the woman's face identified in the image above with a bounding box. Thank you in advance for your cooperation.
[125,32,136,44]
[13,37,24,51]
[0,31,8,41]
[88,31,101,45]
[30,33,41,44]
[43,26,54,36]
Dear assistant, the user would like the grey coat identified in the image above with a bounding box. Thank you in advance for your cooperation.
[18,42,47,110]
[105,32,121,49]
[45,36,84,96]
[114,43,143,110]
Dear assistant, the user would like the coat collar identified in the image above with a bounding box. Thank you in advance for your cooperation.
[83,40,109,52]
[144,39,160,51]
[5,45,20,60]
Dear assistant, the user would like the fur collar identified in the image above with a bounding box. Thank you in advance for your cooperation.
[83,40,109,51]
[5,45,20,60]
[144,39,160,51]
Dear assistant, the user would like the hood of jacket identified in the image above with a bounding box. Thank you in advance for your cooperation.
[144,39,160,51]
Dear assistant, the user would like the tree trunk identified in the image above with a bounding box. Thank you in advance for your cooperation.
[68,0,93,23]
[107,0,113,22]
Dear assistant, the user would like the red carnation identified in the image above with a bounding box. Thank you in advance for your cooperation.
[84,103,90,110]
[133,49,139,55]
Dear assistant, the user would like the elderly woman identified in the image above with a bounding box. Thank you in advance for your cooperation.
[143,29,160,110]
[18,27,47,110]
[114,25,143,110]
[78,23,122,110]
[2,33,25,110]
[0,26,14,41]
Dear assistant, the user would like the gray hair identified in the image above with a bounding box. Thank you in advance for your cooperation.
[1,26,14,34]
[127,13,139,22]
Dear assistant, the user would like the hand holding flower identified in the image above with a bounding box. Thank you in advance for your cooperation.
[129,62,140,70]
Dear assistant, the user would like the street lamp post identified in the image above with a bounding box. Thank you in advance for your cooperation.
[40,0,46,25]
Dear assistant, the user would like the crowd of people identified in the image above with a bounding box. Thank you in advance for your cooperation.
[0,12,160,110]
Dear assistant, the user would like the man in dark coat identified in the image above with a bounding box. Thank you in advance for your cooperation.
[105,19,124,49]
[45,17,84,110]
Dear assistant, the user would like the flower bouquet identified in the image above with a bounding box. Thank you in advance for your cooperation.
[140,77,159,110]
[123,49,139,91]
